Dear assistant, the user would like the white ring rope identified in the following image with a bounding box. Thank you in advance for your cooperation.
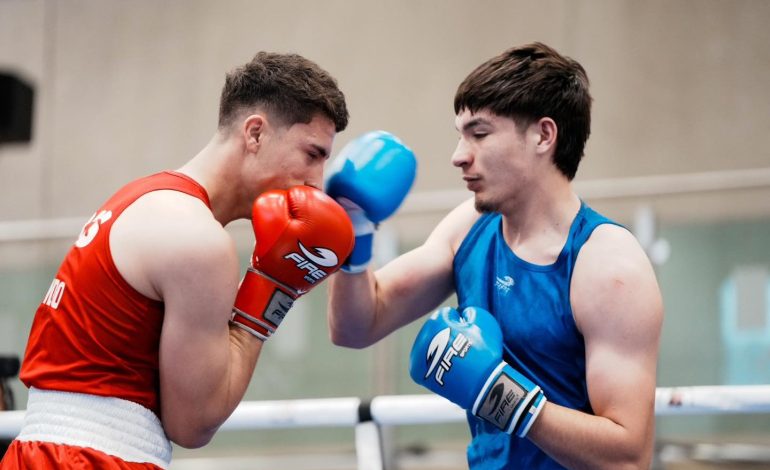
[0,410,24,440]
[654,385,770,416]
[1,385,769,439]
[219,397,361,431]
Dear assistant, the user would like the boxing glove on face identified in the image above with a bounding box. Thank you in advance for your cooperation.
[409,306,546,438]
[325,131,417,273]
[231,186,354,341]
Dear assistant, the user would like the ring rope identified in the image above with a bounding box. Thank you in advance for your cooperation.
[1,385,769,439]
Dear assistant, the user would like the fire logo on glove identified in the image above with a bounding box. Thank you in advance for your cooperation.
[284,241,340,285]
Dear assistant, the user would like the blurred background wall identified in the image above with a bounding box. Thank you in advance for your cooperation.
[1,0,769,468]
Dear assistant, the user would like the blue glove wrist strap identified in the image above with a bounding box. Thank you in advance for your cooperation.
[472,362,546,437]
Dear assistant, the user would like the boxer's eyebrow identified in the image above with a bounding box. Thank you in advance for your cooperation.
[457,117,492,133]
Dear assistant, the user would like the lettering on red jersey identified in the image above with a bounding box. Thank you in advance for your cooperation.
[42,278,66,309]
[75,210,113,248]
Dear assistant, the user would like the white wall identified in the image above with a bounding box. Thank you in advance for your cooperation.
[1,0,769,228]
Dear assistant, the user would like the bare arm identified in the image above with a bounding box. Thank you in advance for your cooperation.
[157,232,260,448]
[112,192,262,448]
[328,199,480,348]
[527,225,663,469]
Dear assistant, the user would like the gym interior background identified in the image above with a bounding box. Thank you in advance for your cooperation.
[1,1,769,469]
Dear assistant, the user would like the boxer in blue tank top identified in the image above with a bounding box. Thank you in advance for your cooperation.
[327,43,663,469]
[455,203,619,468]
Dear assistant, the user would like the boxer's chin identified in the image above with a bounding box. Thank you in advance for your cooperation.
[474,194,498,214]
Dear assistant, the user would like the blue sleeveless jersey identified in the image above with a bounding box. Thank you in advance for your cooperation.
[453,202,620,469]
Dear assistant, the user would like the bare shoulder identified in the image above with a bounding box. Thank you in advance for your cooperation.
[571,223,663,337]
[426,197,482,254]
[576,224,651,275]
[111,190,239,301]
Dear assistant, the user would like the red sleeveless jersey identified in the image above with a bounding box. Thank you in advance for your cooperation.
[20,171,211,416]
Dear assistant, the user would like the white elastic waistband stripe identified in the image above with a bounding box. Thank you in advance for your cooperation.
[17,388,172,469]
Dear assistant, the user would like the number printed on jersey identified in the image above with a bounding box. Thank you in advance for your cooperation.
[75,210,112,248]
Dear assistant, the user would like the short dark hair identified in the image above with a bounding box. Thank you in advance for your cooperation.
[454,42,592,180]
[219,52,349,132]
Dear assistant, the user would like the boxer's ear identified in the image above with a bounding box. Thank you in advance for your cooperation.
[532,117,557,157]
[242,114,266,153]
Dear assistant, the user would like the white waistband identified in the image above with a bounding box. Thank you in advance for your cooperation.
[17,387,172,469]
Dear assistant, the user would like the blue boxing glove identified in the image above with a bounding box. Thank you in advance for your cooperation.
[409,306,547,438]
[325,131,417,273]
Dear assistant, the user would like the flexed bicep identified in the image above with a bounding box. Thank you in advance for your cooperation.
[155,217,244,447]
[571,225,663,466]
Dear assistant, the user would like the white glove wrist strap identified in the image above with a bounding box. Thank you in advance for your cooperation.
[336,197,375,236]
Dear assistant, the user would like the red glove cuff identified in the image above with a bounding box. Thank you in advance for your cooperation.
[230,268,299,341]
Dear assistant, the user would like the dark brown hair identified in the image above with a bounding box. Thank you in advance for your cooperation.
[219,52,348,132]
[454,42,591,180]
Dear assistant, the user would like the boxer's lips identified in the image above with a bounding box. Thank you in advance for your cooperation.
[462,175,481,191]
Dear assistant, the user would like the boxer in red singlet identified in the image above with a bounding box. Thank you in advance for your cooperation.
[0,52,353,469]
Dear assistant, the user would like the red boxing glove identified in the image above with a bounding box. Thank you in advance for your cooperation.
[230,186,354,341]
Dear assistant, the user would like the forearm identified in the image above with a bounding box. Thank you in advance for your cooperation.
[221,326,262,413]
[325,131,418,347]
[161,327,262,448]
[528,402,654,470]
[327,271,380,348]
